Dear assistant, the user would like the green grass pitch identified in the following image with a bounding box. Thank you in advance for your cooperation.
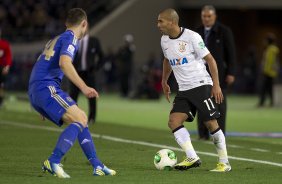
[0,93,281,184]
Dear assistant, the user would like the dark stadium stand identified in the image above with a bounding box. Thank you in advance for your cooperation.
[0,0,125,42]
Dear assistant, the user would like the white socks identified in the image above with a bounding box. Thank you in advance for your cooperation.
[173,126,229,163]
[173,126,198,159]
[210,129,229,164]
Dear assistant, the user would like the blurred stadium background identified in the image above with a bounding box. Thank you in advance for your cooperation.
[0,0,282,183]
[1,0,282,94]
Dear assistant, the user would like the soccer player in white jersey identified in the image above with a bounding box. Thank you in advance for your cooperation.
[157,8,231,172]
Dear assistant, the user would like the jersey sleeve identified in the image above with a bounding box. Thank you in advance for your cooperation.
[191,33,210,59]
[60,35,77,60]
[160,36,168,59]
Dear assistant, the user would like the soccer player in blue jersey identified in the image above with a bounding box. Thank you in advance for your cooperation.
[28,8,116,178]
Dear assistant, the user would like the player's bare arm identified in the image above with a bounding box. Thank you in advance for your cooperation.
[203,53,223,104]
[59,55,99,98]
[162,58,172,103]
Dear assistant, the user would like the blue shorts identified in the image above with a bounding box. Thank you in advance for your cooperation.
[28,83,76,126]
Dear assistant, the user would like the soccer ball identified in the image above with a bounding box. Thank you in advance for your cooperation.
[154,149,177,170]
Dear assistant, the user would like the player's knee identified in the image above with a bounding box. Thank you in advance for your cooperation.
[168,121,174,130]
[204,119,219,132]
[82,116,88,126]
[76,111,88,127]
[64,110,88,127]
[168,118,180,130]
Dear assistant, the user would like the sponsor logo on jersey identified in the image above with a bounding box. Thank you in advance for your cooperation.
[178,41,187,52]
[169,57,188,66]
[67,45,75,55]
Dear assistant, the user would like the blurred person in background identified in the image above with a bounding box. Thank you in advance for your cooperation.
[0,28,12,108]
[258,33,280,107]
[116,34,135,97]
[196,5,236,139]
[103,47,117,92]
[69,30,104,124]
[132,52,162,100]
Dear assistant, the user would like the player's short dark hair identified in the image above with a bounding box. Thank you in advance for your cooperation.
[66,8,87,26]
[202,5,216,14]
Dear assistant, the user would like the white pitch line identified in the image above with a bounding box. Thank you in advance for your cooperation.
[1,121,282,167]
[228,144,244,149]
[250,148,270,152]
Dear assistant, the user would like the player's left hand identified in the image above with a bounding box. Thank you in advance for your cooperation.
[211,85,224,104]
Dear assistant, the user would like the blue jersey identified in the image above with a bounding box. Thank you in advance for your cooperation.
[28,30,79,126]
[29,30,78,87]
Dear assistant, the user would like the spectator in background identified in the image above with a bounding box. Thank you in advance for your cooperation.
[103,47,117,92]
[69,31,104,123]
[133,52,162,100]
[32,3,49,38]
[258,33,280,107]
[243,46,257,93]
[196,5,236,139]
[116,34,135,97]
[0,28,12,107]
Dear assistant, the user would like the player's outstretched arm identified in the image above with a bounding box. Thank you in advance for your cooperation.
[162,58,172,103]
[203,53,223,104]
[59,55,99,98]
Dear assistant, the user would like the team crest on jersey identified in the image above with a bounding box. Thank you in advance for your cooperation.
[66,97,73,102]
[178,41,187,52]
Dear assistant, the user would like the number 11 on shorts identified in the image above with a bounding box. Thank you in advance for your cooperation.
[204,98,215,111]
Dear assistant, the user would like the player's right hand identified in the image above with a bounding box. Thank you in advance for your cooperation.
[82,86,99,98]
[162,82,171,103]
